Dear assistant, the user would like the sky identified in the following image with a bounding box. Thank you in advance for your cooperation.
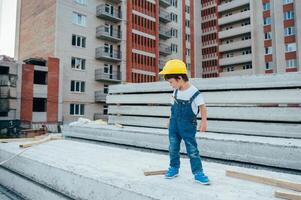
[0,0,17,58]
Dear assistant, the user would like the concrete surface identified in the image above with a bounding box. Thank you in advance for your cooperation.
[62,124,301,170]
[1,139,301,200]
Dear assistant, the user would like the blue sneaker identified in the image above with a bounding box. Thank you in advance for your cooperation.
[194,171,210,185]
[165,167,179,179]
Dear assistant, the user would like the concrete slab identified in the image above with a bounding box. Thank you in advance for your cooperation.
[62,125,301,170]
[1,139,301,200]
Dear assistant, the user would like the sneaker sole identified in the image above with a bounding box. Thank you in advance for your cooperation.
[195,180,211,185]
[165,174,179,179]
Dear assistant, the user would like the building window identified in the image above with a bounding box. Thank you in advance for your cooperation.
[103,105,108,115]
[240,7,250,12]
[171,44,178,53]
[170,13,178,22]
[72,12,86,26]
[70,104,85,116]
[186,34,190,42]
[241,34,251,40]
[226,53,234,57]
[34,71,47,85]
[70,80,85,92]
[104,85,109,94]
[185,5,190,14]
[185,19,190,28]
[265,47,272,55]
[241,21,250,26]
[283,0,293,4]
[284,11,294,20]
[71,57,86,70]
[285,43,296,52]
[74,0,87,5]
[72,34,86,48]
[33,98,47,112]
[225,12,232,17]
[265,62,273,70]
[286,59,297,68]
[263,2,270,11]
[171,0,178,7]
[264,32,272,40]
[227,67,234,72]
[171,28,178,38]
[186,63,191,70]
[243,64,252,70]
[284,26,295,36]
[186,48,190,56]
[242,49,252,55]
[263,17,271,25]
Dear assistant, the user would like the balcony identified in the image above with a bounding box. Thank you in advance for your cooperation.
[218,0,249,13]
[95,47,121,62]
[159,27,172,39]
[219,39,252,52]
[96,26,121,43]
[0,74,17,87]
[95,91,107,102]
[220,68,253,77]
[218,11,251,26]
[159,10,171,23]
[0,87,17,98]
[159,60,165,70]
[159,44,172,56]
[107,0,122,3]
[218,25,251,39]
[219,54,252,66]
[159,0,171,8]
[96,4,122,23]
[95,69,121,82]
[0,99,17,112]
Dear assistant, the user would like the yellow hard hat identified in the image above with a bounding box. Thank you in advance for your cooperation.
[159,59,187,75]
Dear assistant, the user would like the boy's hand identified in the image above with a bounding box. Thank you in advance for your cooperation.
[199,121,207,133]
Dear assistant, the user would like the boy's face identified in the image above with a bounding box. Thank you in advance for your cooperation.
[167,78,183,89]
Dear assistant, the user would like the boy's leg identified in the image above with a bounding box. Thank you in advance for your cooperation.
[182,136,203,174]
[168,130,182,169]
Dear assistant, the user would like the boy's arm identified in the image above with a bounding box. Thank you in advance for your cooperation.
[199,104,207,133]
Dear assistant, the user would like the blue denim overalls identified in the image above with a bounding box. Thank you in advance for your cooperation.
[168,89,203,175]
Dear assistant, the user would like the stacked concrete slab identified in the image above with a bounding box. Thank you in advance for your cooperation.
[64,73,301,170]
[1,139,301,200]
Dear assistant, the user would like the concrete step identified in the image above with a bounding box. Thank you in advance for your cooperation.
[1,139,301,200]
[62,124,301,170]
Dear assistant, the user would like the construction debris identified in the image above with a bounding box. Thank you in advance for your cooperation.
[20,126,48,138]
[0,134,49,143]
[144,170,167,176]
[275,191,301,200]
[226,170,301,192]
[19,134,63,148]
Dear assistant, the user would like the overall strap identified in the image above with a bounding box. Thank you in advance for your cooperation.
[190,90,201,102]
[174,89,179,99]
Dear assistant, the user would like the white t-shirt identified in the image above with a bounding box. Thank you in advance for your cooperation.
[171,85,205,115]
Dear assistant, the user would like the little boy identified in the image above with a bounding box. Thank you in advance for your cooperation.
[159,59,210,185]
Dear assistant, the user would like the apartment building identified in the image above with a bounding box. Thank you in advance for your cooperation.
[16,0,201,123]
[0,56,20,136]
[199,0,301,78]
[0,56,60,136]
[127,0,201,82]
[20,57,60,131]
